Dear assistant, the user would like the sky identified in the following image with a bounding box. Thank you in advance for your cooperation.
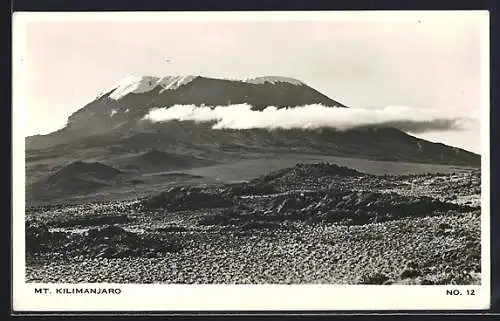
[16,12,488,154]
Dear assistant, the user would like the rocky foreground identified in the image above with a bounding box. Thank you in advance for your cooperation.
[25,163,482,284]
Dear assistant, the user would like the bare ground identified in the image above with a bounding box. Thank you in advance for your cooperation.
[25,162,481,285]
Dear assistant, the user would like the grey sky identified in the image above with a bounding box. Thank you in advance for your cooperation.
[19,12,487,153]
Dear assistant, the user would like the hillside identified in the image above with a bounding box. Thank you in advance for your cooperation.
[26,161,123,201]
[111,149,215,172]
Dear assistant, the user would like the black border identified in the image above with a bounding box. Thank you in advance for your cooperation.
[8,0,497,12]
[9,0,500,316]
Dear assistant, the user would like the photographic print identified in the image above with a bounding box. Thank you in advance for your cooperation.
[12,11,490,311]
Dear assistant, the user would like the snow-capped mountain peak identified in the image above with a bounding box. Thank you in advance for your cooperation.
[243,76,305,86]
[101,75,306,100]
[102,75,199,100]
[108,76,159,100]
[157,76,198,93]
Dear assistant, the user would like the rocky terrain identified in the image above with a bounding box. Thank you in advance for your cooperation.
[25,162,481,285]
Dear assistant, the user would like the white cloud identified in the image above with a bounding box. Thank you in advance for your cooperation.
[142,104,477,133]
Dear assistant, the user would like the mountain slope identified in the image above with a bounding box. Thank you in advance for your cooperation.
[26,161,124,201]
[25,75,480,167]
[111,149,215,172]
[63,76,346,135]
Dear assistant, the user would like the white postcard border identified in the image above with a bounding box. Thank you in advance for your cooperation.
[12,10,491,312]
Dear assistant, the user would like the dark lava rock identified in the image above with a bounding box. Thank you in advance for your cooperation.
[26,223,183,259]
[251,162,364,186]
[240,221,281,230]
[400,268,421,279]
[276,198,302,214]
[26,228,69,253]
[253,188,476,226]
[223,182,277,196]
[358,272,391,285]
[438,223,453,230]
[142,186,233,210]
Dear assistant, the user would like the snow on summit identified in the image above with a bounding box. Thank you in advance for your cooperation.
[107,76,157,100]
[102,75,306,100]
[158,76,198,93]
[244,76,305,86]
[105,75,198,100]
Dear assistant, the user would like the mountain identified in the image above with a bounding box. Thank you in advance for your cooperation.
[26,161,123,201]
[26,76,345,149]
[25,75,480,167]
[111,149,215,172]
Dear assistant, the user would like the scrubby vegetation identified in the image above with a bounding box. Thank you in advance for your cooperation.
[26,162,481,284]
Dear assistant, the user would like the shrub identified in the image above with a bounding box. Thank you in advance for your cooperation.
[400,268,421,279]
[240,220,281,230]
[358,272,390,285]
